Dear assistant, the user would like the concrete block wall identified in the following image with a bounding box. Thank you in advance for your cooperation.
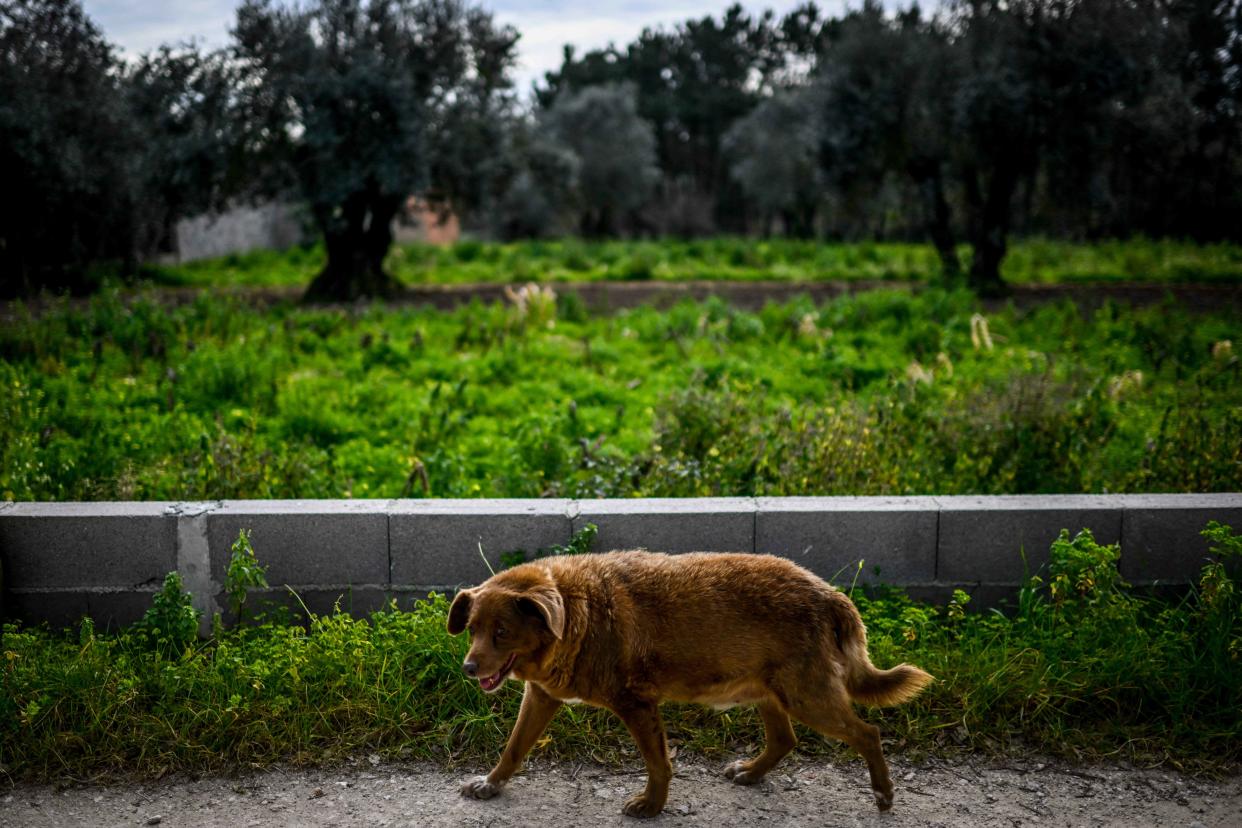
[1,495,1239,630]
[173,201,306,263]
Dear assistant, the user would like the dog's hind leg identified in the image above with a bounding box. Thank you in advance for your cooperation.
[723,699,796,785]
[461,682,562,800]
[613,701,673,818]
[787,693,895,811]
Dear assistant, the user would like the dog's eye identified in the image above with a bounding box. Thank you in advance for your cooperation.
[494,626,507,640]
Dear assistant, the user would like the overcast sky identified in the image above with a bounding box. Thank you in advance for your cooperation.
[83,1,864,93]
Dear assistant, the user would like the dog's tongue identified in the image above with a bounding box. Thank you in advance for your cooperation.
[478,654,515,691]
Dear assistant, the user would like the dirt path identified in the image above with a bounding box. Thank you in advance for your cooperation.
[4,755,1238,827]
[7,280,1242,322]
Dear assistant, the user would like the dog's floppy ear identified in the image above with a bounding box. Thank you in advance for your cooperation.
[520,586,565,640]
[447,588,474,635]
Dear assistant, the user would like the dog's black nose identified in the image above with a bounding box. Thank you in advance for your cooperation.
[463,660,478,677]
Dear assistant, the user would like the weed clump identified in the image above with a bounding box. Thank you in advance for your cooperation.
[858,524,1242,767]
[131,572,200,656]
[225,528,270,625]
[499,522,598,570]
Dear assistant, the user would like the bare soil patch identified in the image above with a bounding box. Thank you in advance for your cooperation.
[7,280,1242,322]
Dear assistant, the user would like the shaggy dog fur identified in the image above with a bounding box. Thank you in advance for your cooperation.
[448,551,932,818]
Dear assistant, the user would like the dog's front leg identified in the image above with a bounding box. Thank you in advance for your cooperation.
[461,682,562,801]
[614,701,672,818]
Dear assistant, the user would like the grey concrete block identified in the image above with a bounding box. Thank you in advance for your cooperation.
[1118,494,1242,583]
[88,590,161,630]
[387,588,448,611]
[2,495,1237,632]
[293,586,393,618]
[936,495,1122,583]
[174,501,222,636]
[899,582,1021,610]
[390,500,572,588]
[0,502,177,588]
[215,585,393,623]
[756,497,938,585]
[5,590,91,629]
[206,500,389,587]
[574,497,755,554]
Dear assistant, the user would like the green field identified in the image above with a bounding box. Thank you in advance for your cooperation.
[147,237,1242,288]
[2,283,1239,501]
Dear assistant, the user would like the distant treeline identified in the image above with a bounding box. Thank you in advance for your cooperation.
[2,0,1240,298]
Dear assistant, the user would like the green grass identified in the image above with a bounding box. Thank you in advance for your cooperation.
[3,523,1240,781]
[2,286,1239,501]
[147,244,328,289]
[142,237,1242,289]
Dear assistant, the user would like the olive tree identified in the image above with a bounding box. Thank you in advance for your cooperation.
[946,0,1160,293]
[230,0,517,301]
[0,0,137,295]
[126,45,237,260]
[539,84,660,236]
[814,3,962,276]
[723,86,823,237]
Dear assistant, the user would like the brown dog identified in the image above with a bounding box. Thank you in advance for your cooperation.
[447,551,932,818]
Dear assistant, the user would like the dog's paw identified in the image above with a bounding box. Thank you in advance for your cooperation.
[459,775,503,800]
[873,786,894,811]
[621,792,664,818]
[723,760,764,786]
[729,770,764,786]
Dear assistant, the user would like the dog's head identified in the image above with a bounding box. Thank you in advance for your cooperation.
[446,570,565,693]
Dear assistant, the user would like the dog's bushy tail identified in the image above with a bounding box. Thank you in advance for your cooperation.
[836,599,933,707]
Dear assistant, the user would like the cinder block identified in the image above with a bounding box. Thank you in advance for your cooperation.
[206,500,389,587]
[214,585,393,623]
[573,498,755,554]
[756,496,937,585]
[899,582,1021,610]
[937,495,1122,583]
[5,590,91,630]
[291,586,392,618]
[88,590,161,630]
[390,500,572,588]
[1118,494,1242,583]
[388,587,450,610]
[0,502,177,588]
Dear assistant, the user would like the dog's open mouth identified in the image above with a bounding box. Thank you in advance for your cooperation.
[479,653,517,692]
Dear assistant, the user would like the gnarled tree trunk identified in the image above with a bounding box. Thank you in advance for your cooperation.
[910,160,960,280]
[962,162,1016,298]
[304,190,404,303]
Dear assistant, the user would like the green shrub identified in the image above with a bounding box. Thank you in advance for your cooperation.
[616,251,657,280]
[131,572,201,656]
[225,528,269,625]
[1192,521,1242,672]
[500,522,599,570]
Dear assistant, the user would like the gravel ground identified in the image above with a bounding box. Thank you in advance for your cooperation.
[3,755,1239,827]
